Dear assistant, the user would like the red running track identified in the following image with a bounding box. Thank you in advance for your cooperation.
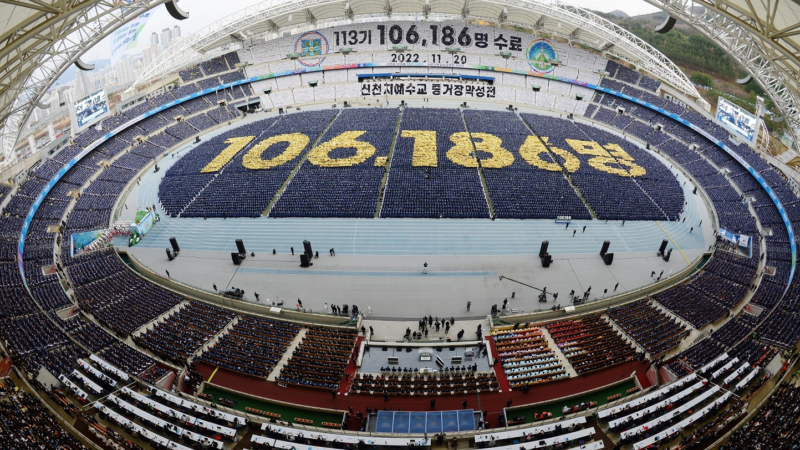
[196,360,651,428]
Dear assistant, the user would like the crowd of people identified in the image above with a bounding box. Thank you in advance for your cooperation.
[0,378,88,449]
[350,369,499,397]
[491,324,567,388]
[2,42,800,450]
[271,108,399,218]
[70,249,184,337]
[277,327,357,390]
[722,381,800,449]
[546,314,640,375]
[464,109,593,220]
[198,315,301,377]
[606,300,690,356]
[133,301,236,366]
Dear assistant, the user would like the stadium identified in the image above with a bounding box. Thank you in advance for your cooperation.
[0,0,799,449]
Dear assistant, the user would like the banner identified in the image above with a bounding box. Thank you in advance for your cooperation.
[131,210,156,236]
[110,12,151,65]
[71,229,106,257]
[361,81,496,98]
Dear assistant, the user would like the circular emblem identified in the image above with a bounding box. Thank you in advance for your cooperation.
[294,31,329,67]
[527,38,558,74]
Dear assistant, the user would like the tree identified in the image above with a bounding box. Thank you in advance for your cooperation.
[690,72,713,87]
[744,80,765,97]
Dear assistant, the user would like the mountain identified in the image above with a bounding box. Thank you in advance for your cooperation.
[608,10,629,18]
[596,11,743,82]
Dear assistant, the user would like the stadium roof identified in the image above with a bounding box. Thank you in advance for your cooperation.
[135,0,700,100]
[0,0,168,167]
[645,0,800,146]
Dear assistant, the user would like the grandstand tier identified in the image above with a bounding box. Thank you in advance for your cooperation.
[1,15,798,450]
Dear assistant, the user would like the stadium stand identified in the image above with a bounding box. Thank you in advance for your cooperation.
[0,378,87,449]
[350,368,500,396]
[132,301,236,366]
[722,382,800,449]
[4,22,800,450]
[491,325,567,387]
[606,300,690,356]
[277,327,357,390]
[197,315,300,377]
[546,315,640,374]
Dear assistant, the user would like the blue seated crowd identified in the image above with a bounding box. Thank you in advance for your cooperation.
[133,301,237,366]
[464,109,592,220]
[381,108,490,218]
[198,315,301,378]
[606,300,690,356]
[277,327,358,390]
[523,113,682,220]
[271,108,399,218]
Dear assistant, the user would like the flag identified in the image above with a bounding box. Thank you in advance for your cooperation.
[110,12,152,65]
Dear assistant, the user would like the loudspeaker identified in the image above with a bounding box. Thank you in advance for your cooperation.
[195,136,201,143]
[300,254,311,268]
[658,239,668,256]
[646,143,650,150]
[235,239,246,255]
[655,16,677,34]
[169,237,180,254]
[539,241,549,257]
[303,240,313,257]
[663,248,672,262]
[75,58,95,71]
[231,252,242,265]
[164,0,190,20]
[736,74,753,85]
[600,241,610,257]
[166,248,174,261]
[541,254,552,268]
[603,253,614,265]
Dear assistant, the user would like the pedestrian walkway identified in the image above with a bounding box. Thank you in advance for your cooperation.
[132,301,187,337]
[540,327,579,377]
[267,328,307,382]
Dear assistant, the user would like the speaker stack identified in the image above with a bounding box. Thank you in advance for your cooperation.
[170,237,180,255]
[235,239,247,261]
[603,253,614,265]
[663,248,672,262]
[299,240,314,267]
[166,248,175,261]
[657,239,668,257]
[539,241,552,267]
[231,252,242,265]
[600,241,610,257]
[600,241,613,265]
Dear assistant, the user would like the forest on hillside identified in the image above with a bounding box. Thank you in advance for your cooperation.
[592,11,743,81]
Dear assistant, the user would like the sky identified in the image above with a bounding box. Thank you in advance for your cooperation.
[86,0,661,62]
